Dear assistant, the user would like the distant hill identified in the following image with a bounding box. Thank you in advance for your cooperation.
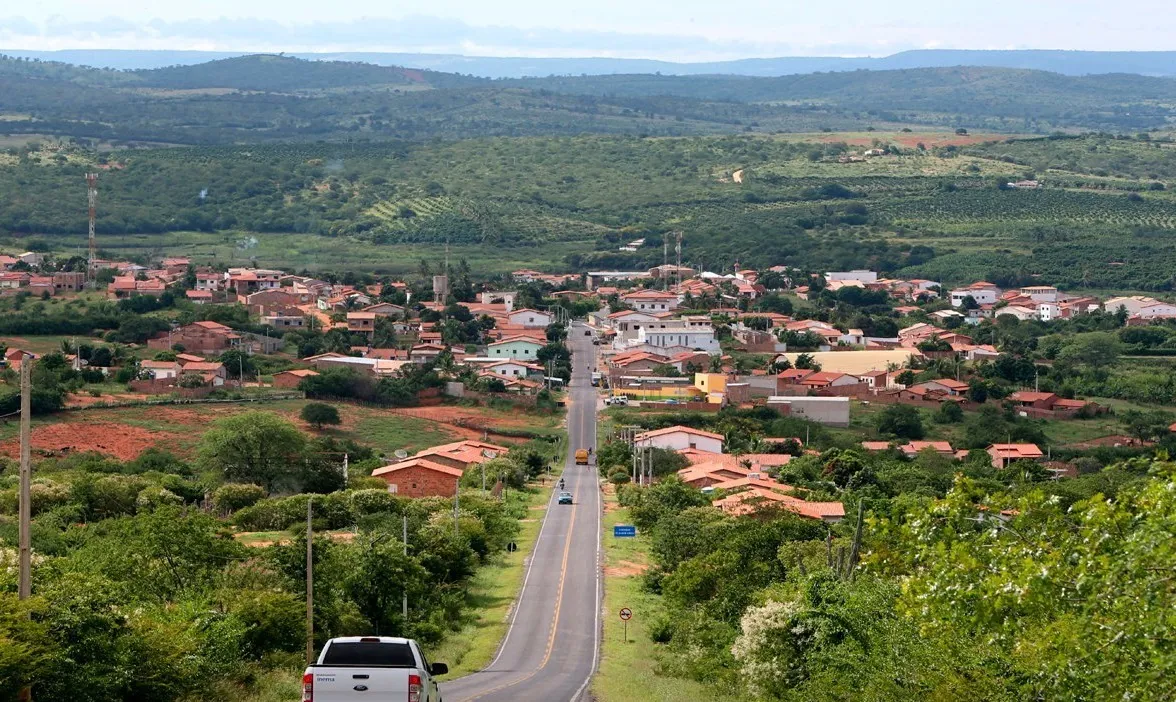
[133,54,483,92]
[3,48,1176,78]
[2,54,1176,144]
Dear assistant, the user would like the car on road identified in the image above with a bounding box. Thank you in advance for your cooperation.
[665,399,681,405]
[558,491,574,505]
[303,636,446,702]
[584,329,592,336]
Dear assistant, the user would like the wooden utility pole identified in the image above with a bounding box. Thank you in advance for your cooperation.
[305,498,314,665]
[17,359,31,702]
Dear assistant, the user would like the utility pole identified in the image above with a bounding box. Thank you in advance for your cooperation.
[342,453,349,483]
[454,480,460,537]
[18,359,32,600]
[305,498,314,666]
[17,359,32,702]
[402,515,409,620]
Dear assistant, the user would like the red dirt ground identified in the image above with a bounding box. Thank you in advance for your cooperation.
[0,421,176,461]
[65,392,152,408]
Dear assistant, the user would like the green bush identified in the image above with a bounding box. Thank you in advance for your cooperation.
[212,483,267,514]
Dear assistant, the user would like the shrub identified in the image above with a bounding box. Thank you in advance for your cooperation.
[212,483,267,514]
[136,487,183,511]
[300,402,341,429]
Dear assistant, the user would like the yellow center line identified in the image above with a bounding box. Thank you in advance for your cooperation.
[465,459,579,701]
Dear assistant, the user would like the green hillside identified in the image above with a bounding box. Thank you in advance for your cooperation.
[3,55,1176,144]
[4,132,1176,288]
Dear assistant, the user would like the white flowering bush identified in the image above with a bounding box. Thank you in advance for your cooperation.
[732,598,813,698]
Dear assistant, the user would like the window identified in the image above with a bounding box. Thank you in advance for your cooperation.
[321,641,416,667]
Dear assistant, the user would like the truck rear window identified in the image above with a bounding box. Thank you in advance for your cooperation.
[321,642,416,667]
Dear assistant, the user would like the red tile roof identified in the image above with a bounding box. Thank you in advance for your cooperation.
[371,457,464,479]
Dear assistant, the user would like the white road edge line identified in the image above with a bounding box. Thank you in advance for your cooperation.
[482,466,560,671]
[571,366,602,702]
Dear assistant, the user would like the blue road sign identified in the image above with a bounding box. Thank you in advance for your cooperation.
[613,525,637,538]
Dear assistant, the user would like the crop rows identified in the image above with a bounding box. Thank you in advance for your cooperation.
[366,196,456,225]
[879,189,1176,229]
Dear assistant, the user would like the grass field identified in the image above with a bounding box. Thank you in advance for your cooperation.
[592,488,740,702]
[434,481,555,680]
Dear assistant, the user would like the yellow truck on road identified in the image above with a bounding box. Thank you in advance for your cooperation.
[575,449,590,465]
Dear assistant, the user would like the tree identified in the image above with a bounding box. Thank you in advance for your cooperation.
[1118,409,1173,443]
[1058,332,1121,371]
[218,348,256,380]
[794,353,821,371]
[876,404,925,440]
[301,402,342,430]
[935,401,965,424]
[888,461,1176,700]
[196,411,308,492]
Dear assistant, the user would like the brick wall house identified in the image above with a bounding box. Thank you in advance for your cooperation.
[370,458,463,498]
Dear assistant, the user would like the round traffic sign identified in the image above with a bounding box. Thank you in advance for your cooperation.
[619,608,632,621]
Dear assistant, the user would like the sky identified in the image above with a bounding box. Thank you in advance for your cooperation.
[1,1,1173,61]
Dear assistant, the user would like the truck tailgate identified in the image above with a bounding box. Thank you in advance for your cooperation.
[308,667,410,700]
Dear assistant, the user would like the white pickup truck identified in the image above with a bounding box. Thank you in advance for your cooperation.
[302,636,448,702]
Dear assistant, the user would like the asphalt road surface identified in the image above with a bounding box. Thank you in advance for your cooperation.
[442,322,602,702]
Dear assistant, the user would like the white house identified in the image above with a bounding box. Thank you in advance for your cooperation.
[140,360,180,380]
[506,308,552,328]
[825,270,878,284]
[634,425,724,453]
[995,305,1038,321]
[636,323,720,353]
[951,283,1001,307]
[1105,296,1176,319]
[1020,286,1060,303]
[621,289,681,313]
[483,360,538,378]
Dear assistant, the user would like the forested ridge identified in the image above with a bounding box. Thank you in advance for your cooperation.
[4,54,1176,145]
[4,132,1176,289]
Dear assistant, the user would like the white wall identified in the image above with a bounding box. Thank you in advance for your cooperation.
[636,432,723,453]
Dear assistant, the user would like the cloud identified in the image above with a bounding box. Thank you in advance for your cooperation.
[0,14,893,60]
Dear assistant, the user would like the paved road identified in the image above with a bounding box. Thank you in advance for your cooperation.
[442,323,602,702]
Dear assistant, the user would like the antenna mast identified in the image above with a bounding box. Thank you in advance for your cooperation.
[86,172,98,281]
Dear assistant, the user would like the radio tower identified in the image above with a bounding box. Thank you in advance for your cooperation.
[86,172,98,280]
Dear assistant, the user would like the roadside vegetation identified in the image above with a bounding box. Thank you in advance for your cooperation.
[0,406,564,701]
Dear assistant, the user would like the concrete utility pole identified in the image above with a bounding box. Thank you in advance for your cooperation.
[454,480,460,537]
[18,359,32,600]
[17,360,32,702]
[306,498,314,666]
[402,515,409,620]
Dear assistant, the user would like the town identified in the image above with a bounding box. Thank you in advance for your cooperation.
[3,32,1176,702]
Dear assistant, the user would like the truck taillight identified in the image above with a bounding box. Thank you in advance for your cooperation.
[301,672,313,702]
[408,674,422,702]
